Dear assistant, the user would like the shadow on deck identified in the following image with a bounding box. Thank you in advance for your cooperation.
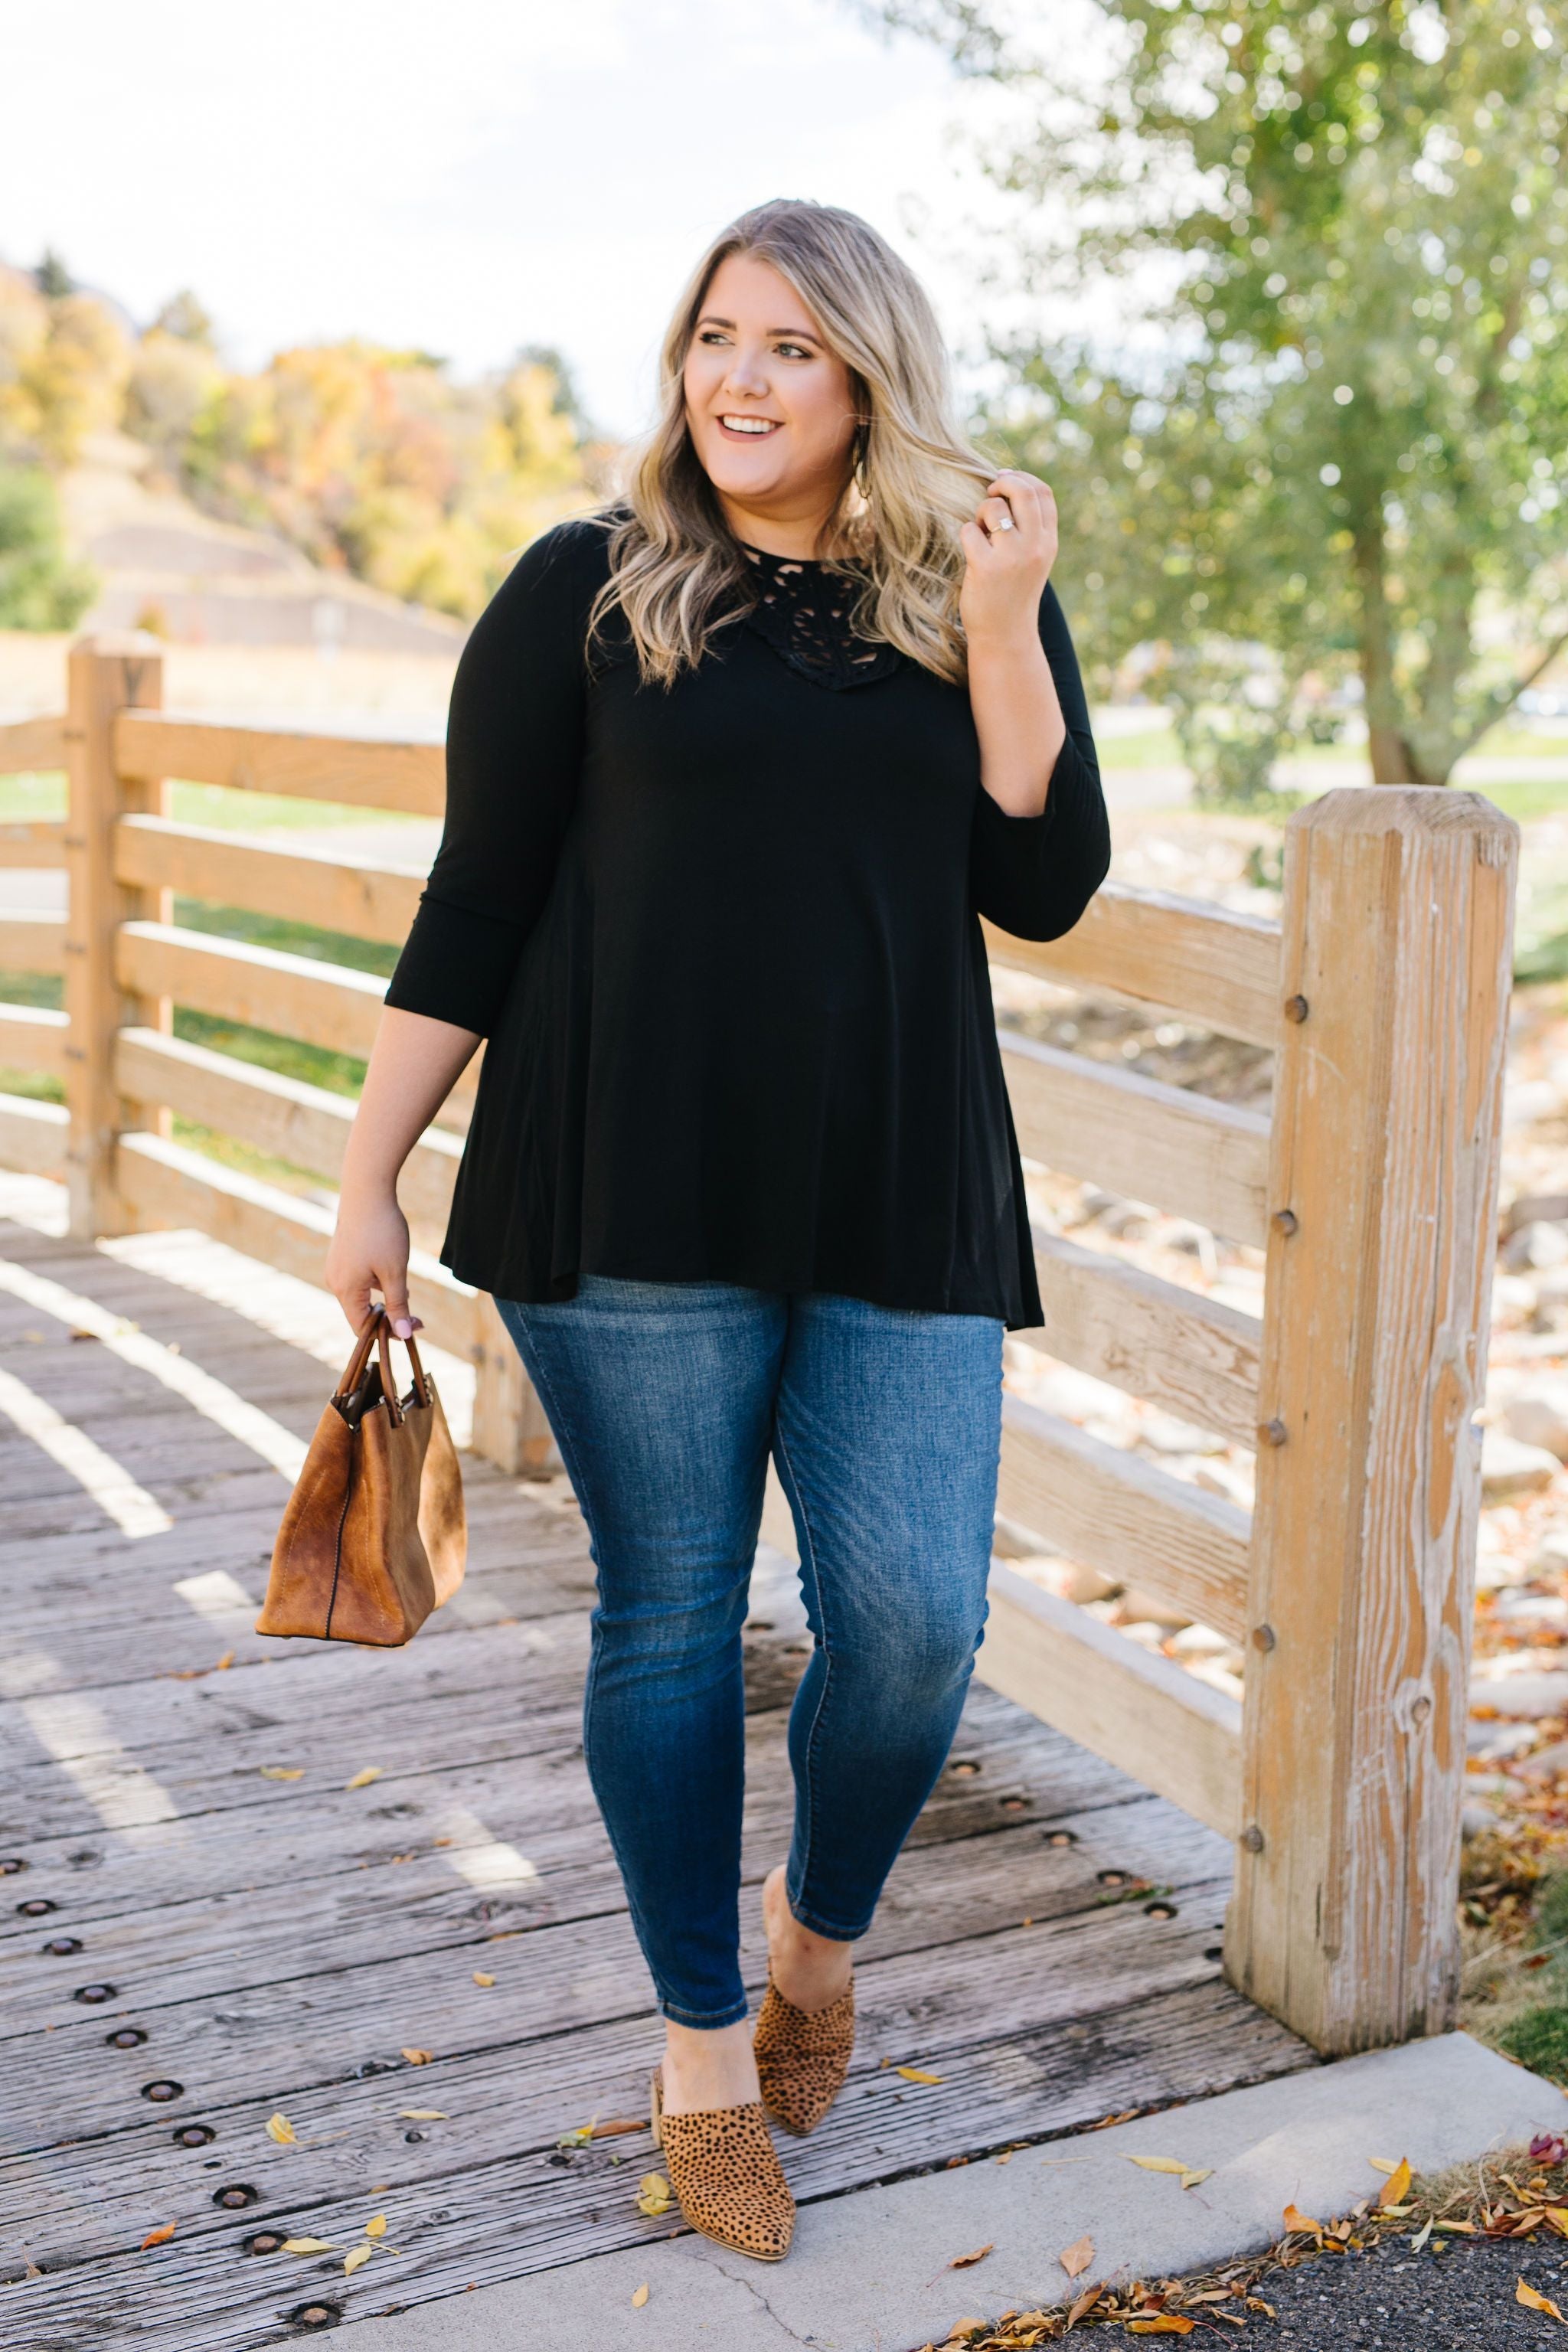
[0,1188,1313,2351]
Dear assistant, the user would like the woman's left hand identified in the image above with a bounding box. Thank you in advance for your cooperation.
[959,470,1057,648]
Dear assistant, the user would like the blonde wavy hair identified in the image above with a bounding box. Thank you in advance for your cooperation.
[586,198,995,688]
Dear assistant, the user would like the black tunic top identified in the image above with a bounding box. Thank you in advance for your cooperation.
[385,516,1111,1329]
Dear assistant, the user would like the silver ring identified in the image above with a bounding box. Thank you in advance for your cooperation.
[994,514,1016,531]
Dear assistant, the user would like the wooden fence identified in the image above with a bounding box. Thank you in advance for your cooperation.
[0,629,1520,2060]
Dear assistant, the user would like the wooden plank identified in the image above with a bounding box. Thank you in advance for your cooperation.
[998,1393,1251,1644]
[0,1002,67,1076]
[0,910,66,973]
[114,707,446,818]
[114,919,387,1058]
[115,1131,478,1358]
[2,1979,1304,2344]
[0,711,67,774]
[114,812,424,945]
[0,817,65,867]
[113,1026,461,1231]
[0,1092,67,1174]
[985,880,1283,1049]
[978,1563,1242,1838]
[1000,1027,1272,1247]
[1026,1221,1263,1448]
[1233,788,1519,2054]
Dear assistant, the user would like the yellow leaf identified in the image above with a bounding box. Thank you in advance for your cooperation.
[1435,2219,1476,2234]
[260,1766,303,1781]
[1128,2156,1199,2178]
[950,2244,993,2269]
[1518,2277,1566,2320]
[1282,2203,1321,2234]
[140,2223,176,2249]
[215,1651,236,1671]
[472,1971,495,1988]
[1367,2157,1401,2175]
[343,2242,373,2275]
[1067,2282,1102,2325]
[1059,2233,1094,2279]
[1180,2169,1213,2190]
[894,2065,944,2084]
[345,1766,383,1790]
[1377,2158,1413,2210]
[1126,2320,1195,2337]
[632,2282,650,2308]
[364,2214,387,2238]
[265,2112,297,2145]
[398,2109,448,2121]
[400,2048,433,2066]
[282,2238,337,2255]
[635,2171,672,2217]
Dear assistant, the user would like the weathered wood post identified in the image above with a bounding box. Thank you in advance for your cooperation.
[471,1294,559,1476]
[1228,786,1517,2053]
[63,634,170,1239]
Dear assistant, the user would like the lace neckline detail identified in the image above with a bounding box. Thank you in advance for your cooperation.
[737,543,903,691]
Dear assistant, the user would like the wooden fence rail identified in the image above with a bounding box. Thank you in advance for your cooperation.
[0,627,1520,2060]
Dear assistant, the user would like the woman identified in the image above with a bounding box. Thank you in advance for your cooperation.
[325,198,1109,2262]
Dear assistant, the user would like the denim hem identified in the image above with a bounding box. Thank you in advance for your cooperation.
[659,1994,752,2030]
[786,1880,872,1944]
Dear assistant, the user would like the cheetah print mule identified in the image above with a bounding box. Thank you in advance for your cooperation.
[753,1968,855,2136]
[649,2065,795,2261]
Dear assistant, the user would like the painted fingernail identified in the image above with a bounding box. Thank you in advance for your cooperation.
[392,1318,414,1339]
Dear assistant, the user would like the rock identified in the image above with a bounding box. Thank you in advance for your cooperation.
[1116,1588,1193,1631]
[1468,1718,1544,1760]
[1504,1381,1568,1460]
[1140,1411,1226,1457]
[1462,1802,1497,1838]
[1470,1668,1568,1716]
[1505,1221,1568,1272]
[1534,1269,1568,1332]
[1508,1191,1568,1237]
[1516,1740,1568,1780]
[1534,1528,1568,1575]
[1491,1592,1568,1627]
[1167,1624,1233,1657]
[1481,1427,1562,1500]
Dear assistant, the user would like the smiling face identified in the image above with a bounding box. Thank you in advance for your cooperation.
[681,250,861,554]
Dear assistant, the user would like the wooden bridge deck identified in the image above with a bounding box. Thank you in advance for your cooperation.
[0,1185,1312,2351]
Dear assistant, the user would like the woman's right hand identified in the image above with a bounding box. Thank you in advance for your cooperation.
[325,1187,420,1340]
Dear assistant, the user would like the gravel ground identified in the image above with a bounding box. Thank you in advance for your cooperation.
[1085,2236,1568,2350]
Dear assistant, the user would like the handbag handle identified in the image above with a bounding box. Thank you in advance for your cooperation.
[333,1304,433,1429]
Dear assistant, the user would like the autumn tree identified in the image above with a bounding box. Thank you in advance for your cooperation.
[881,0,1568,786]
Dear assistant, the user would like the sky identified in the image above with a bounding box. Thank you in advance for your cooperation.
[2,0,1033,437]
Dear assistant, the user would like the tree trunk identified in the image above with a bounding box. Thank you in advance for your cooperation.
[1353,520,1430,782]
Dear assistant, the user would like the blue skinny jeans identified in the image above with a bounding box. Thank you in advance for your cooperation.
[497,1279,1003,2029]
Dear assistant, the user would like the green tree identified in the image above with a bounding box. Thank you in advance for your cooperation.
[0,463,96,629]
[34,248,74,300]
[881,0,1568,786]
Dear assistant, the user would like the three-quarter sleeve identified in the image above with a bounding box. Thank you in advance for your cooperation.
[969,580,1111,943]
[384,520,600,1037]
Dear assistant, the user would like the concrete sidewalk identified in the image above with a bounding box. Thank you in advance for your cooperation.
[343,2032,1563,2352]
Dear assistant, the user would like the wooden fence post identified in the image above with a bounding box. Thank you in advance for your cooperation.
[470,1293,559,1476]
[63,634,169,1240]
[1228,786,1517,2053]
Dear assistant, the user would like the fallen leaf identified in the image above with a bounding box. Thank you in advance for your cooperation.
[1411,2217,1434,2252]
[1534,2135,1568,2165]
[140,2223,176,2249]
[1436,2219,1477,2234]
[345,1766,383,1790]
[343,2243,373,2275]
[472,1971,495,1988]
[1282,2203,1322,2235]
[214,1651,235,1671]
[282,2238,338,2255]
[635,2171,672,2218]
[589,2117,645,2138]
[1518,2277,1566,2321]
[364,2214,387,2239]
[1128,2156,1200,2179]
[1067,2282,1102,2328]
[632,2282,649,2308]
[1377,2158,1413,2210]
[399,2109,448,2121]
[265,2112,297,2145]
[1181,2169,1213,2190]
[400,2048,433,2066]
[260,1766,303,1781]
[950,2244,993,2269]
[1367,2157,1401,2175]
[1126,2321,1195,2337]
[1059,2234,1094,2278]
[894,2065,943,2085]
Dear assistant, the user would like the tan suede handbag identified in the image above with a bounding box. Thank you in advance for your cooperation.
[256,1306,466,1646]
